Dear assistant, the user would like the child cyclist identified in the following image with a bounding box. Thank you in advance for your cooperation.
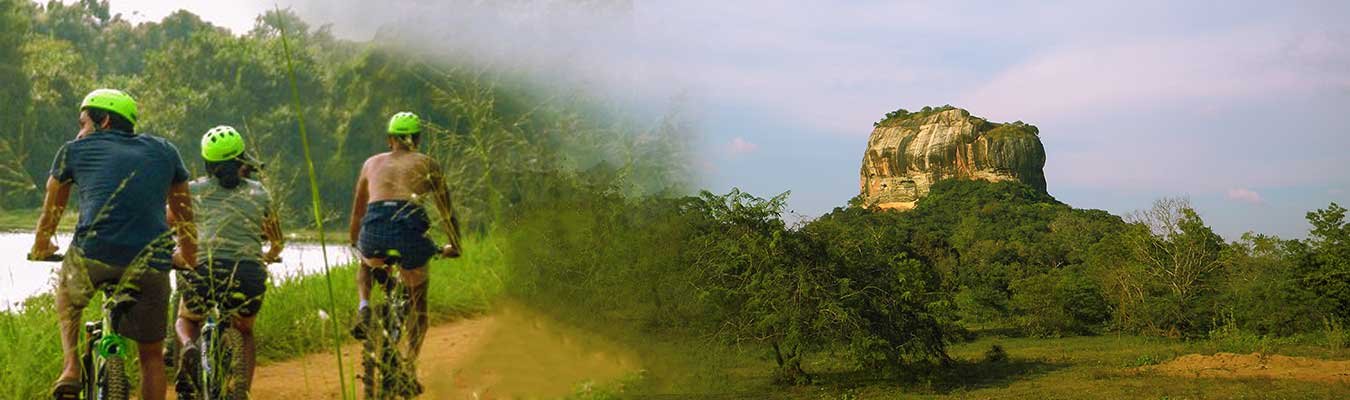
[173,126,284,397]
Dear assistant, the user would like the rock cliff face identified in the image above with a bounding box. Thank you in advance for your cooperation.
[859,107,1046,210]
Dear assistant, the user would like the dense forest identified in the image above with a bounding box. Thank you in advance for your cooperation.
[0,0,689,231]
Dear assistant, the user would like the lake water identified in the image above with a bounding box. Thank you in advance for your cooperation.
[0,231,358,310]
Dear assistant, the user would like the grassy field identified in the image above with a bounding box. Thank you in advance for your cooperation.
[0,234,504,399]
[594,332,1350,399]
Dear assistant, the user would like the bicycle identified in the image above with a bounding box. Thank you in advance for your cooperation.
[176,258,278,400]
[356,248,429,400]
[29,252,135,400]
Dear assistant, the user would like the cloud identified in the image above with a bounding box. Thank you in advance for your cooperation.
[727,137,758,156]
[1226,188,1265,205]
[961,29,1350,123]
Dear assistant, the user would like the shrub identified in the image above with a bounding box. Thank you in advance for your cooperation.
[1009,267,1109,336]
[984,344,1008,363]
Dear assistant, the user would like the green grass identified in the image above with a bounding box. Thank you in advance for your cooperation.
[608,332,1350,399]
[0,234,503,399]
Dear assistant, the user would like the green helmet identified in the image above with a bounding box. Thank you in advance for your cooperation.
[201,125,246,162]
[387,111,421,135]
[80,89,138,127]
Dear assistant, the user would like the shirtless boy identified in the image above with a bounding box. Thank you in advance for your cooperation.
[348,111,460,359]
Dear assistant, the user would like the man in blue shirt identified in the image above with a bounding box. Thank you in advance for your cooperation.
[29,89,198,400]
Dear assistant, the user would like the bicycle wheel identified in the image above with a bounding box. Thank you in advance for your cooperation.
[382,344,421,398]
[199,326,247,400]
[361,303,392,400]
[101,356,131,400]
[222,327,250,400]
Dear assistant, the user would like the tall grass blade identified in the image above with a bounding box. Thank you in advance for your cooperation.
[273,5,352,399]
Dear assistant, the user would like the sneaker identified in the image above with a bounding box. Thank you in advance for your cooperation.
[176,344,201,397]
[351,306,372,340]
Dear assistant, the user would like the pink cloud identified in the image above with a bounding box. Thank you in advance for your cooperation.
[961,29,1350,123]
[728,137,758,156]
[1226,188,1265,205]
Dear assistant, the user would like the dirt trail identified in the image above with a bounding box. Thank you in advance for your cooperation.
[243,307,638,399]
[1144,352,1350,383]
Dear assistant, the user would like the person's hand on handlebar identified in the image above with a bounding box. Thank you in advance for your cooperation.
[440,244,460,258]
[28,240,59,261]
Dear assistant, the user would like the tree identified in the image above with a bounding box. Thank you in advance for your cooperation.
[1119,197,1225,335]
[0,0,33,207]
[1301,203,1350,323]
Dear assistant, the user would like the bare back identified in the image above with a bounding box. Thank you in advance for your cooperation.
[361,150,437,203]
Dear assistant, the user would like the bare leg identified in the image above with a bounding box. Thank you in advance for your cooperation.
[54,284,83,383]
[398,266,430,360]
[176,316,202,347]
[176,298,203,347]
[138,340,167,400]
[233,316,258,390]
[357,261,374,306]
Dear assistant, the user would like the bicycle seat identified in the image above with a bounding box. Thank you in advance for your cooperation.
[365,249,403,287]
[366,248,405,264]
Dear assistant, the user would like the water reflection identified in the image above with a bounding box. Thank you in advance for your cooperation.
[0,231,357,310]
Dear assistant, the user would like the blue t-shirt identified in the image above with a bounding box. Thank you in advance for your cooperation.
[50,130,190,271]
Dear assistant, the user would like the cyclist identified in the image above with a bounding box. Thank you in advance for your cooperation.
[349,111,460,361]
[29,88,197,400]
[172,126,284,397]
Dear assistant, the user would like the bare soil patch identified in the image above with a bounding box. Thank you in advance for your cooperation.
[192,306,637,399]
[1144,352,1350,383]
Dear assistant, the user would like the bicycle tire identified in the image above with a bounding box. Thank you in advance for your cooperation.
[361,336,380,399]
[198,325,249,400]
[222,327,250,400]
[102,356,131,400]
[363,300,421,400]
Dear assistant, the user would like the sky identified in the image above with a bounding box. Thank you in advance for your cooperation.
[97,0,1350,239]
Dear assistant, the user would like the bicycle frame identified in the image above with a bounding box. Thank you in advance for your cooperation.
[183,269,253,400]
[84,289,134,400]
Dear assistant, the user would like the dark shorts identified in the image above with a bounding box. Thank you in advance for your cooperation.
[57,249,170,343]
[179,259,267,318]
[358,200,437,269]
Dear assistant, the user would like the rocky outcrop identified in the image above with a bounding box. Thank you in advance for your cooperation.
[860,106,1046,210]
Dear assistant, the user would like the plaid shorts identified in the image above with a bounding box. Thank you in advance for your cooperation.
[357,200,437,269]
[178,259,268,319]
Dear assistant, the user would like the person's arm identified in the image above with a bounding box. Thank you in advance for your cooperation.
[428,162,461,257]
[30,177,72,259]
[349,162,370,246]
[168,181,197,269]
